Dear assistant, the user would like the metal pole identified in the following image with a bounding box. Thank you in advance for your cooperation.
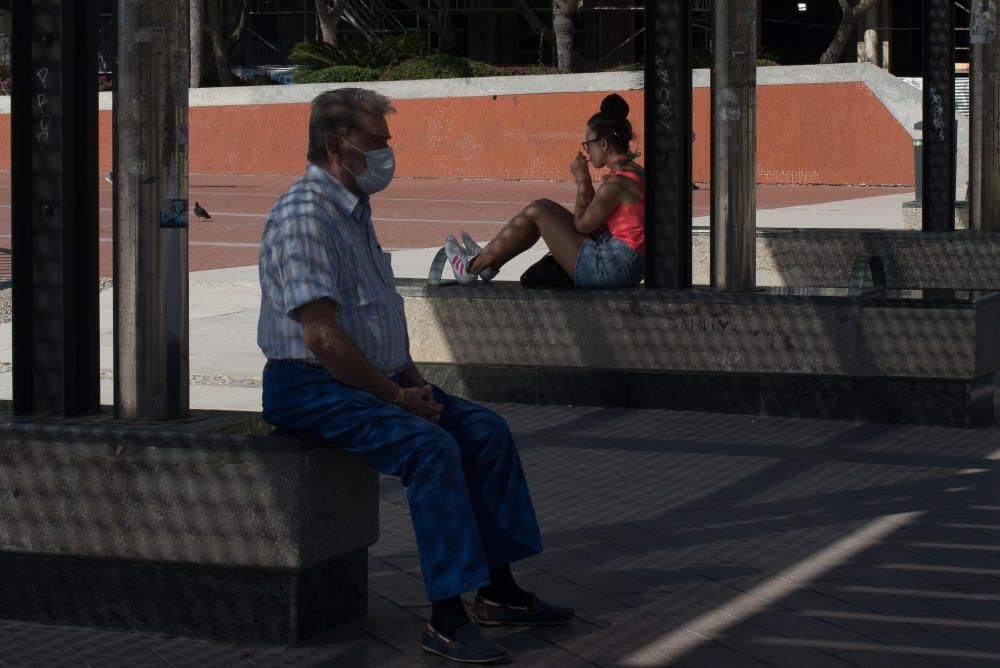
[114,0,190,420]
[643,0,692,288]
[921,0,956,231]
[970,0,1000,231]
[710,0,758,290]
[11,0,100,416]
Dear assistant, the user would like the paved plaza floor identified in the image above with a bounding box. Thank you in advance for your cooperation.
[1,406,999,667]
[3,174,997,666]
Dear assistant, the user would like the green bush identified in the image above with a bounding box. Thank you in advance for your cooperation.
[499,64,561,76]
[292,65,380,84]
[603,63,643,73]
[290,33,427,71]
[247,74,281,86]
[468,60,505,77]
[380,54,474,81]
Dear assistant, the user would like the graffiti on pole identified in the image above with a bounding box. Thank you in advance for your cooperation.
[971,0,998,44]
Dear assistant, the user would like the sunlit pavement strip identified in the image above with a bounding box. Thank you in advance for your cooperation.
[621,511,925,665]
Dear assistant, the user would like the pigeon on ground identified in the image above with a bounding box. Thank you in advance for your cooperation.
[193,201,212,221]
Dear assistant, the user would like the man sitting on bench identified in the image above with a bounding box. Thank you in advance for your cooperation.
[257,88,573,664]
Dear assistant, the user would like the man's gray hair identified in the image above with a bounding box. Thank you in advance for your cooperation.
[307,88,395,164]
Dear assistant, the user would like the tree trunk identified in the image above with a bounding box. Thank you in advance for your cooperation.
[432,0,456,54]
[315,0,348,46]
[190,0,204,87]
[205,0,233,85]
[819,0,878,64]
[204,0,248,86]
[512,0,554,46]
[553,0,577,72]
[397,0,455,52]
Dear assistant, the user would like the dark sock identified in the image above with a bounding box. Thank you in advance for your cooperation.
[430,595,469,638]
[478,565,534,606]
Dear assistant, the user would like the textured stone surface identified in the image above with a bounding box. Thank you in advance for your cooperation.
[420,364,992,427]
[0,410,379,569]
[403,281,1000,380]
[692,228,1000,289]
[899,200,968,231]
[0,548,367,646]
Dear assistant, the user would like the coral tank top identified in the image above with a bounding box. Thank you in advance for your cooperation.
[604,169,645,253]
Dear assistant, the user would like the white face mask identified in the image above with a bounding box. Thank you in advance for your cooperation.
[341,139,395,195]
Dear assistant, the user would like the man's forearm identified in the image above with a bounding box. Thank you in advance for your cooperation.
[311,330,400,402]
[398,362,427,388]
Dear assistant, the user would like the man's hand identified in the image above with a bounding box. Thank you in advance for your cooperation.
[400,384,443,422]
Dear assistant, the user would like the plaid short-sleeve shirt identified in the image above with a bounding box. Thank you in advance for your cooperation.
[257,164,411,376]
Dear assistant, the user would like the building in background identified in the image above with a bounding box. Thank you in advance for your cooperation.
[0,1,974,82]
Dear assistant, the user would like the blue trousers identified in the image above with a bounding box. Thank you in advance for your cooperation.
[261,360,544,601]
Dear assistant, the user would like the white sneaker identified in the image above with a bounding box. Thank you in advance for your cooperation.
[460,231,498,282]
[444,234,477,285]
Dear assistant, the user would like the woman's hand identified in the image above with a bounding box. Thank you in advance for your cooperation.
[570,152,591,184]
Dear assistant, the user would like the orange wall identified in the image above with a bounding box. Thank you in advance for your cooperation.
[7,81,915,186]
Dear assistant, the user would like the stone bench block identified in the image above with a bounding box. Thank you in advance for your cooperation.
[691,229,1000,290]
[401,280,1000,427]
[0,409,378,645]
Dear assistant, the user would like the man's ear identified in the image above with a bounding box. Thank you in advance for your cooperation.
[326,135,342,163]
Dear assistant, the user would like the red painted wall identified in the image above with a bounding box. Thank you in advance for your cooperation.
[6,81,915,186]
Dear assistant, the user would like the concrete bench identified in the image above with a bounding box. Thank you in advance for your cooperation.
[0,409,378,645]
[402,279,1000,427]
[692,229,1000,289]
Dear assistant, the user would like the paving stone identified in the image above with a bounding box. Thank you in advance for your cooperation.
[817,585,955,618]
[748,609,877,646]
[834,649,945,667]
[509,571,622,611]
[533,559,652,595]
[381,555,424,576]
[348,621,427,663]
[0,627,88,668]
[675,643,771,667]
[715,637,858,668]
[900,595,1000,622]
[5,406,1000,664]
[57,628,168,668]
[362,591,426,626]
[367,569,430,608]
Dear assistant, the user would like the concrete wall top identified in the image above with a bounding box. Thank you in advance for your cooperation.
[0,63,914,123]
[0,63,940,185]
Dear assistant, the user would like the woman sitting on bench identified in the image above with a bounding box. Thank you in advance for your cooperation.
[444,93,644,288]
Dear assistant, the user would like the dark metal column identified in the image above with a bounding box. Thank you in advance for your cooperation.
[970,0,1000,231]
[11,0,100,416]
[710,0,758,290]
[922,0,956,231]
[643,0,692,289]
[114,0,191,419]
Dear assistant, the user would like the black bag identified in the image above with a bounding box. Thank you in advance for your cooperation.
[520,253,574,288]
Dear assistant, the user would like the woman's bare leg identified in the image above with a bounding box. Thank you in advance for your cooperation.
[469,199,589,280]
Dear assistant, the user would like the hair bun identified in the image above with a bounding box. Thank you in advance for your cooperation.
[600,93,629,120]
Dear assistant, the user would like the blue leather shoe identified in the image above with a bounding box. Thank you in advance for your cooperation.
[420,621,507,664]
[471,593,575,627]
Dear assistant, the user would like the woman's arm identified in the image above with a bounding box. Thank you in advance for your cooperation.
[574,178,596,221]
[574,179,629,235]
[570,152,595,220]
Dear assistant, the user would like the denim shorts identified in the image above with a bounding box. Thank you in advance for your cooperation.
[575,231,644,288]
